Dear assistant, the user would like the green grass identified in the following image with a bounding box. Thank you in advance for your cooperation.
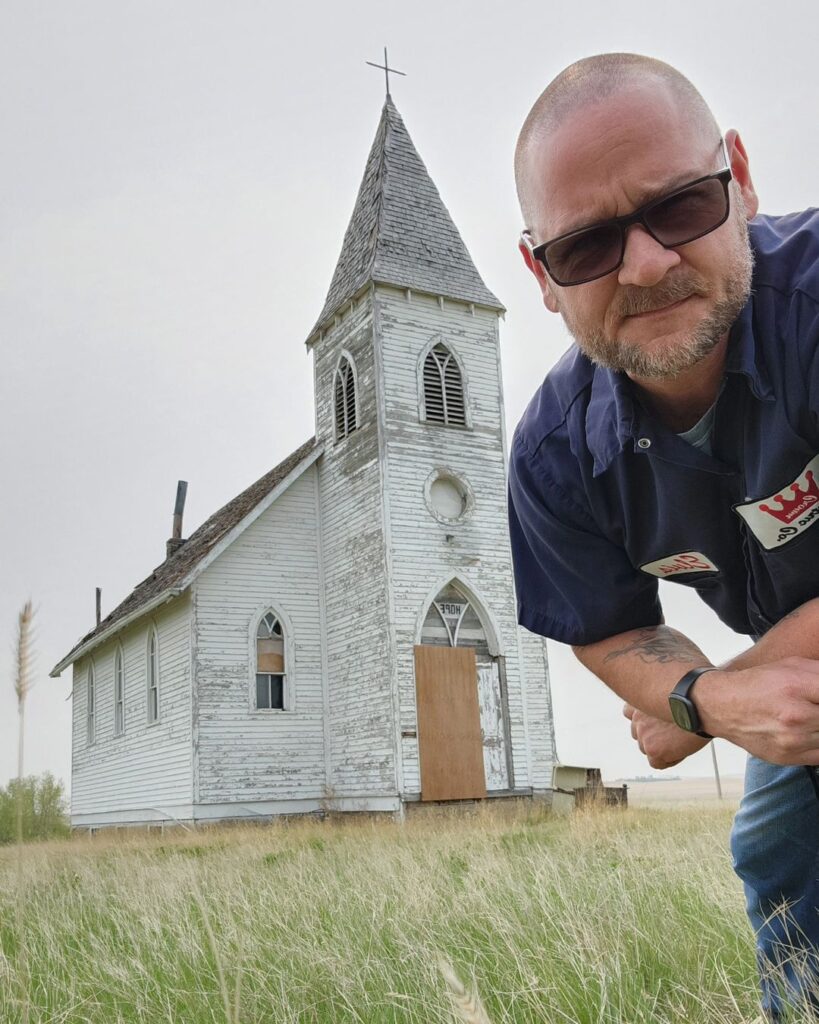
[0,802,779,1022]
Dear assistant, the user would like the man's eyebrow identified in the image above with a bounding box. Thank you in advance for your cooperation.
[556,166,708,237]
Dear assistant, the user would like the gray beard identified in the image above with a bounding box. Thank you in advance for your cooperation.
[581,290,749,379]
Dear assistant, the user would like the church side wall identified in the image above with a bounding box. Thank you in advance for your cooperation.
[375,287,555,794]
[312,293,397,799]
[517,628,556,790]
[192,465,325,806]
[70,594,193,825]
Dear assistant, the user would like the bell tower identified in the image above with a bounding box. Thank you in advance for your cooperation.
[305,97,555,803]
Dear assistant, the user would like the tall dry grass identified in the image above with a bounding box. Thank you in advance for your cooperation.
[12,600,34,1024]
[0,801,778,1023]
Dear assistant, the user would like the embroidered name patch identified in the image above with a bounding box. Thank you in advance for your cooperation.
[640,551,720,578]
[735,454,819,550]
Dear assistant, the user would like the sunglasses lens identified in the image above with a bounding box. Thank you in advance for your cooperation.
[546,224,623,285]
[645,177,729,247]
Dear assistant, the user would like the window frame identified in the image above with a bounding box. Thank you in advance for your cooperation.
[423,466,475,525]
[418,338,471,429]
[114,645,125,736]
[86,660,96,746]
[147,626,160,725]
[333,350,360,441]
[249,605,295,713]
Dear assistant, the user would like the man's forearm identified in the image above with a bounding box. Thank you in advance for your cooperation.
[724,598,819,670]
[575,599,819,764]
[575,599,819,718]
[572,624,710,722]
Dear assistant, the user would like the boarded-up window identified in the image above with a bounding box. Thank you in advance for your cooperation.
[334,356,357,439]
[256,612,285,710]
[87,663,95,745]
[423,344,466,426]
[114,647,124,736]
[147,628,159,723]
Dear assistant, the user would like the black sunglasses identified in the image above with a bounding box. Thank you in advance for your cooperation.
[522,140,733,287]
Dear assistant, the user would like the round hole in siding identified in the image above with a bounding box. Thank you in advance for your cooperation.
[424,468,474,525]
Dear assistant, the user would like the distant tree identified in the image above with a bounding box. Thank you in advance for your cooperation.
[0,773,69,844]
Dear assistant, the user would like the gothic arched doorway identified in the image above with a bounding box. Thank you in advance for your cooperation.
[414,582,510,800]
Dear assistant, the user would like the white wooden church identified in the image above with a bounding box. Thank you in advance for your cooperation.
[51,96,557,829]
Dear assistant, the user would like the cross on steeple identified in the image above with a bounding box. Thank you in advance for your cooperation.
[366,47,406,98]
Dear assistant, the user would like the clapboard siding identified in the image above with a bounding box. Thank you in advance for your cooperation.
[517,628,556,789]
[375,286,555,793]
[71,594,193,819]
[313,292,397,797]
[193,465,326,803]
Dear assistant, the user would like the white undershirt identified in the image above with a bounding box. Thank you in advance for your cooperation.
[677,403,717,456]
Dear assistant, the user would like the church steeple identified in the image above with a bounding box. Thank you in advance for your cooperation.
[307,98,503,344]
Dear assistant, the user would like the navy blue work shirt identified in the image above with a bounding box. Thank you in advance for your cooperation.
[508,211,819,646]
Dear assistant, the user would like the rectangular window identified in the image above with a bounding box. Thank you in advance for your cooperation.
[147,630,159,723]
[114,652,124,735]
[87,668,95,745]
[256,674,284,710]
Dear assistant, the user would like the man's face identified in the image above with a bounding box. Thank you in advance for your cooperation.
[521,83,758,380]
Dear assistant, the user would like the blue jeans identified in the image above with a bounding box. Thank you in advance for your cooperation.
[731,758,819,1020]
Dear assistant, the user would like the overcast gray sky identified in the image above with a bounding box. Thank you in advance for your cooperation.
[2,0,817,793]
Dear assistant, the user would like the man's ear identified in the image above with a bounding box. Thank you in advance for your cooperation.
[518,239,560,314]
[724,128,759,220]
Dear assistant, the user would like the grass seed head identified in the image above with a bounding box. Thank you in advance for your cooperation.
[438,958,494,1024]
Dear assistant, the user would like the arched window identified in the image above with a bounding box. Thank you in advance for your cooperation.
[334,356,357,439]
[420,582,489,656]
[114,646,125,736]
[423,344,466,426]
[256,612,285,710]
[147,627,159,723]
[86,662,96,745]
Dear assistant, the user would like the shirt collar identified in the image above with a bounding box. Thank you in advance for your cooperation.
[585,293,772,477]
[586,366,638,477]
[724,296,775,402]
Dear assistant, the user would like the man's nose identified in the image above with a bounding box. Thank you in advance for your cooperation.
[617,224,681,287]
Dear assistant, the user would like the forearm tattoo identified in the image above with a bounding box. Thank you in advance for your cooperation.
[602,626,702,666]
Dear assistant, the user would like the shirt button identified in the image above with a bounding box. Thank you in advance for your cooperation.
[637,437,652,450]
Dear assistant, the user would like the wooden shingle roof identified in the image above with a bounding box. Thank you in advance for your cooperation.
[308,97,503,341]
[51,438,319,675]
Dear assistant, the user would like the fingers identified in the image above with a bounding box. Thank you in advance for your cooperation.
[647,754,682,770]
[623,703,635,720]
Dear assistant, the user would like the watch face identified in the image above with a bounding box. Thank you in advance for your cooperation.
[670,696,694,732]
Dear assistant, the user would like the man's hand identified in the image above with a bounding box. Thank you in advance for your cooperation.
[623,704,709,769]
[697,658,819,764]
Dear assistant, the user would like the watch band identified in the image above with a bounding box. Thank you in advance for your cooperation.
[669,666,718,738]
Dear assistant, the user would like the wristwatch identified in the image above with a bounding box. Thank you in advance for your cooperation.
[669,666,717,738]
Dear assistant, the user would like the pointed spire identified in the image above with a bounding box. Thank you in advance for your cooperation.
[308,98,503,342]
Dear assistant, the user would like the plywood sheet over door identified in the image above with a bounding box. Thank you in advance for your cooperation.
[414,645,487,801]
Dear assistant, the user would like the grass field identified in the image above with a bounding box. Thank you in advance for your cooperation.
[0,801,787,1023]
[622,775,744,807]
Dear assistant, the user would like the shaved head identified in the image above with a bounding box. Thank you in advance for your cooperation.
[515,54,721,232]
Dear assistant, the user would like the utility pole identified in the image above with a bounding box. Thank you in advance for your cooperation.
[711,740,723,800]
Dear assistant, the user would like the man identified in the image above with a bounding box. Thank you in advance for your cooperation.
[508,53,819,1020]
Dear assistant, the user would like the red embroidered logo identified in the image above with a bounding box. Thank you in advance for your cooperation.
[759,471,819,524]
[640,551,719,578]
[734,454,819,550]
[655,554,713,576]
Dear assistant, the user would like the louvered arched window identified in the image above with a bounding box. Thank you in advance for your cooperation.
[334,356,357,439]
[423,344,466,426]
